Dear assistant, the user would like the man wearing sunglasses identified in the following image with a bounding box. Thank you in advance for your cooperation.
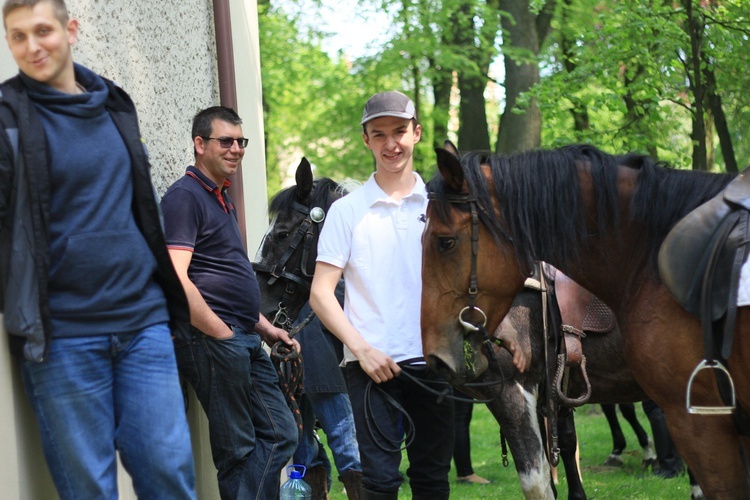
[160,105,299,499]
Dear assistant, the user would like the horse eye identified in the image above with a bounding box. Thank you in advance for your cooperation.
[276,231,290,240]
[437,237,456,252]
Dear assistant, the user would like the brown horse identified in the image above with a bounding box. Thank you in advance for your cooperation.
[421,145,750,499]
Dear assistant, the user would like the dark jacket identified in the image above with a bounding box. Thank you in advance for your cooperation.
[0,73,190,362]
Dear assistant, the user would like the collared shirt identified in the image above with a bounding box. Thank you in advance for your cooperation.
[161,166,260,331]
[317,172,428,364]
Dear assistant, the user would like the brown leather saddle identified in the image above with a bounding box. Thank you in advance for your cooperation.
[551,269,616,406]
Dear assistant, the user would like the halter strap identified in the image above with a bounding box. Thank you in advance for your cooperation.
[252,199,327,329]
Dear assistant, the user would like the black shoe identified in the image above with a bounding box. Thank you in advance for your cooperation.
[653,466,681,479]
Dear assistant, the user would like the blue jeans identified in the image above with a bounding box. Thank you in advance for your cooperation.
[175,325,297,499]
[20,323,196,500]
[295,392,361,479]
[347,362,454,496]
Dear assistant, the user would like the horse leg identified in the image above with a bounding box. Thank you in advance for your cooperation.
[558,407,586,500]
[661,404,750,498]
[618,403,656,467]
[688,469,706,500]
[601,404,625,466]
[485,386,555,500]
[622,292,750,498]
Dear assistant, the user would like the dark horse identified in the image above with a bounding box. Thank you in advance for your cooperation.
[253,158,348,325]
[421,144,750,499]
[600,403,655,467]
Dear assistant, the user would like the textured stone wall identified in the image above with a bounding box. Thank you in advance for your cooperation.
[67,0,220,195]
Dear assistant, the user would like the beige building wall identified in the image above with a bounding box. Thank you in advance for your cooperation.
[0,0,268,498]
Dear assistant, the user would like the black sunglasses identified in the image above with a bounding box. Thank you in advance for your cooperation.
[203,136,249,149]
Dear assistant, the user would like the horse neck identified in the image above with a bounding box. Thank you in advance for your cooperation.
[546,165,650,311]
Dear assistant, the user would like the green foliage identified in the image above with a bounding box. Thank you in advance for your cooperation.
[261,0,750,188]
[534,0,750,170]
[258,2,371,192]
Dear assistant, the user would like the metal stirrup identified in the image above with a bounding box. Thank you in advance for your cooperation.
[686,359,736,415]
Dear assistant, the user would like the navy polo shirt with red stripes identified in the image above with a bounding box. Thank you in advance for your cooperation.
[160,166,260,332]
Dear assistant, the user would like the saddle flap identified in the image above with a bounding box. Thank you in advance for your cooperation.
[658,190,741,319]
[581,296,615,333]
[554,271,615,334]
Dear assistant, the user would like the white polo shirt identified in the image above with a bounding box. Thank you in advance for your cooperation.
[317,172,428,365]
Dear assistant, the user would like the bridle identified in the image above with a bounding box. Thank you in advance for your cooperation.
[428,190,565,464]
[252,200,326,331]
[427,192,496,351]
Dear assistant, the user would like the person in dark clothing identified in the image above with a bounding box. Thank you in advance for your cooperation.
[0,1,195,498]
[642,400,684,478]
[161,105,298,499]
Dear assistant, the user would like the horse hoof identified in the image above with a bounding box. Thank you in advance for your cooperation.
[642,438,657,463]
[642,458,658,469]
[603,454,623,466]
[691,484,706,500]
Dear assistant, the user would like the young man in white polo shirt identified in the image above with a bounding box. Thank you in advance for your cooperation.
[310,91,454,499]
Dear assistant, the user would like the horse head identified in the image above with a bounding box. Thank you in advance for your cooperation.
[253,157,347,329]
[421,148,528,386]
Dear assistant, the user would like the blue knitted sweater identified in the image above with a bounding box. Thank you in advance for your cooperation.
[22,65,168,336]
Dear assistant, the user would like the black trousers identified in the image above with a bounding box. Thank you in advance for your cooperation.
[346,362,454,495]
[453,390,475,477]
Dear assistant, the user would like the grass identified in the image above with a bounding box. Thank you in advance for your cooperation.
[320,404,694,499]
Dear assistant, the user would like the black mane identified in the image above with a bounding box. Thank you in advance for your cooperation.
[428,144,734,271]
[268,177,347,217]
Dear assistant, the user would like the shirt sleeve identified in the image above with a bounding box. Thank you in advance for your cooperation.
[160,186,200,251]
[316,200,351,270]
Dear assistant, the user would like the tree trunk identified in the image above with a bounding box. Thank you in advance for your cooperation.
[431,63,454,152]
[685,0,708,170]
[458,73,491,151]
[560,0,589,136]
[496,0,547,153]
[452,0,492,151]
[703,62,738,173]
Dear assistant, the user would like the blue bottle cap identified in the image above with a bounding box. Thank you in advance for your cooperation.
[287,464,306,479]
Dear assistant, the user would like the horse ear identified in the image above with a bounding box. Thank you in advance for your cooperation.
[443,139,459,158]
[294,157,314,200]
[435,147,466,193]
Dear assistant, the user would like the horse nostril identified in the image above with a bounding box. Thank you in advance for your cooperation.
[427,354,457,381]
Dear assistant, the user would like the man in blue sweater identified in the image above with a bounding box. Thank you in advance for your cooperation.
[0,1,195,498]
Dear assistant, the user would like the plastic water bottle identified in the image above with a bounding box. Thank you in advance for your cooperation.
[280,464,311,500]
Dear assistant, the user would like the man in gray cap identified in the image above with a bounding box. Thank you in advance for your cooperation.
[310,91,454,499]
